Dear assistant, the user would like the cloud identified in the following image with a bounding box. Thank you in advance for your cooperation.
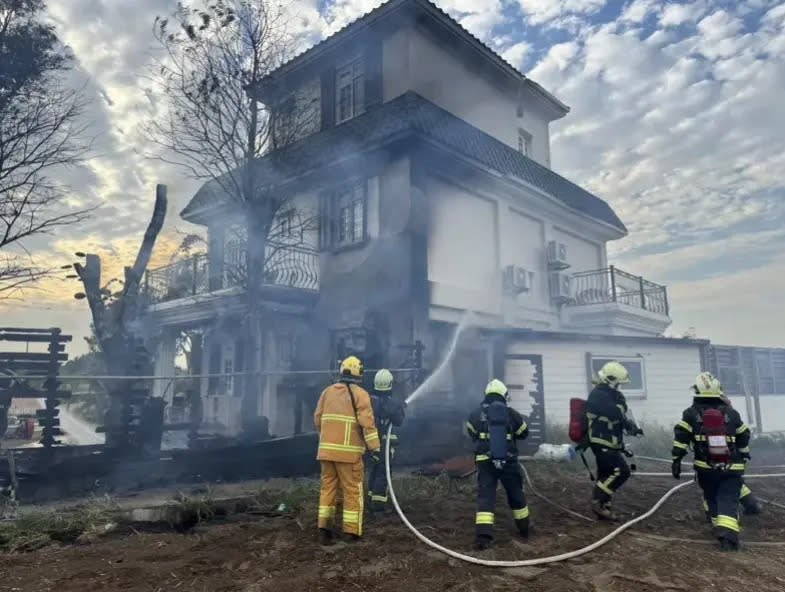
[516,0,607,26]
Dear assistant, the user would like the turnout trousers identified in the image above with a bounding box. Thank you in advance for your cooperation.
[475,460,529,540]
[367,435,396,511]
[697,469,742,545]
[318,459,365,536]
[591,445,631,503]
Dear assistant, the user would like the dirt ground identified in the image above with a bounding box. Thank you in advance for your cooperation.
[1,459,784,592]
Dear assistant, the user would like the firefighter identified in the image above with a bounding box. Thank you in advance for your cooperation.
[697,375,761,519]
[672,372,751,551]
[314,355,380,545]
[466,379,530,550]
[367,368,406,514]
[585,361,643,520]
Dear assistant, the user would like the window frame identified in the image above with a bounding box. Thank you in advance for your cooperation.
[335,57,365,124]
[518,128,533,157]
[586,353,647,400]
[320,180,368,251]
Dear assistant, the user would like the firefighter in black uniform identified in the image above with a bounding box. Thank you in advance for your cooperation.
[672,372,751,551]
[466,379,530,550]
[585,361,643,520]
[367,369,406,514]
[695,374,762,520]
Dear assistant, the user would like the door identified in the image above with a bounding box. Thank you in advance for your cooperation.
[503,354,545,450]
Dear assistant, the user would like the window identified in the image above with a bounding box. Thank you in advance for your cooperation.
[224,224,247,287]
[321,181,367,249]
[588,354,647,399]
[336,58,365,124]
[518,129,532,157]
[276,209,296,239]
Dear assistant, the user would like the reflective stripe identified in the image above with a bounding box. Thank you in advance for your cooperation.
[597,480,614,496]
[466,422,477,434]
[381,434,398,441]
[702,499,709,512]
[695,460,712,469]
[365,431,379,444]
[343,510,360,523]
[739,446,750,454]
[513,507,529,520]
[319,442,366,453]
[371,495,388,503]
[736,424,750,435]
[741,484,752,498]
[318,505,336,519]
[589,436,619,448]
[715,515,739,532]
[322,413,357,423]
[476,454,490,461]
[693,460,745,471]
[729,463,746,471]
[672,441,689,450]
[694,435,707,441]
[677,421,693,433]
[711,516,718,526]
[475,512,494,525]
[514,423,528,436]
[479,433,488,440]
[694,393,722,398]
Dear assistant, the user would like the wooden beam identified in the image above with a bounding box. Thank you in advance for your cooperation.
[0,352,69,362]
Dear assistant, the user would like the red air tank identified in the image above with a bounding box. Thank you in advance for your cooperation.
[569,398,587,443]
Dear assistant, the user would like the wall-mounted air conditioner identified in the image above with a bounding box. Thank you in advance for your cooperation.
[548,271,572,301]
[504,265,532,294]
[546,241,570,270]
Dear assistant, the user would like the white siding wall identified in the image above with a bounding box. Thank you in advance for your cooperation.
[506,339,703,429]
[552,227,604,273]
[393,27,551,167]
[501,208,549,312]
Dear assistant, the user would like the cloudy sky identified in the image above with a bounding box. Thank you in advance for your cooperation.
[2,0,784,355]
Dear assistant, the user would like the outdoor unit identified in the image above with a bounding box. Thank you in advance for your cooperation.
[546,241,570,270]
[548,271,572,301]
[504,265,532,294]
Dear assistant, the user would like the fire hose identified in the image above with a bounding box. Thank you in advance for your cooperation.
[384,427,785,566]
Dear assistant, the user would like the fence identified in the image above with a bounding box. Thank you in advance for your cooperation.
[570,266,669,315]
[144,244,320,304]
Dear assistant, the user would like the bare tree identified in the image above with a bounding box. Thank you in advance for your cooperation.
[0,0,93,296]
[143,0,318,420]
[69,185,167,448]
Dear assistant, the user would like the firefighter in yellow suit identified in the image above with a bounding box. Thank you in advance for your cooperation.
[315,355,380,545]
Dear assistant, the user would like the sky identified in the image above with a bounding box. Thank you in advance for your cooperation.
[1,0,784,355]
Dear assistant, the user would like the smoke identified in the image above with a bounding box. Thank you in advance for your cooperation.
[406,311,476,405]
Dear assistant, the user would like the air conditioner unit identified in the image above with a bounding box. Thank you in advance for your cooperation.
[504,265,531,294]
[547,241,570,270]
[548,271,572,301]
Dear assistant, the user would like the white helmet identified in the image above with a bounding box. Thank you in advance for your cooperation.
[597,361,631,388]
[693,372,720,396]
[485,378,509,400]
[374,368,393,392]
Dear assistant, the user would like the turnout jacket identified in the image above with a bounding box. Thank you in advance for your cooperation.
[466,394,529,462]
[672,395,751,473]
[314,381,380,463]
[585,384,635,450]
[370,393,405,442]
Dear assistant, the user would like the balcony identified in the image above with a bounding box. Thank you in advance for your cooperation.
[144,244,320,306]
[564,266,671,336]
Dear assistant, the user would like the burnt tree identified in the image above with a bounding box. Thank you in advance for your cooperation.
[71,185,167,451]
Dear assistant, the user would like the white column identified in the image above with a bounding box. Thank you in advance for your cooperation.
[153,328,177,400]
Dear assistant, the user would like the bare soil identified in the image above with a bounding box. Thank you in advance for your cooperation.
[1,460,784,592]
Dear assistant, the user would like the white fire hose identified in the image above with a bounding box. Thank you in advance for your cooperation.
[384,426,785,566]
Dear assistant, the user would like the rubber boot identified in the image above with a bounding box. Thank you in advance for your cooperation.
[719,536,739,552]
[475,535,492,550]
[591,499,615,521]
[741,494,762,515]
[318,528,334,546]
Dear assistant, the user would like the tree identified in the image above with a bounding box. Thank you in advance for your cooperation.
[68,185,167,448]
[0,0,93,296]
[143,0,318,421]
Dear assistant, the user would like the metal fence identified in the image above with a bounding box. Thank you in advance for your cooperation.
[144,244,320,304]
[570,266,669,316]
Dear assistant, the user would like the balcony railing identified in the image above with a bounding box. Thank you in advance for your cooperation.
[144,244,319,305]
[569,266,669,316]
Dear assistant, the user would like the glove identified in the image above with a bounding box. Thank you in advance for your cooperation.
[634,426,644,437]
[671,460,681,480]
[370,450,382,464]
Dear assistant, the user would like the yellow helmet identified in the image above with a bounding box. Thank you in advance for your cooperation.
[598,361,631,388]
[374,368,393,391]
[485,378,508,399]
[693,372,719,396]
[339,355,363,379]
